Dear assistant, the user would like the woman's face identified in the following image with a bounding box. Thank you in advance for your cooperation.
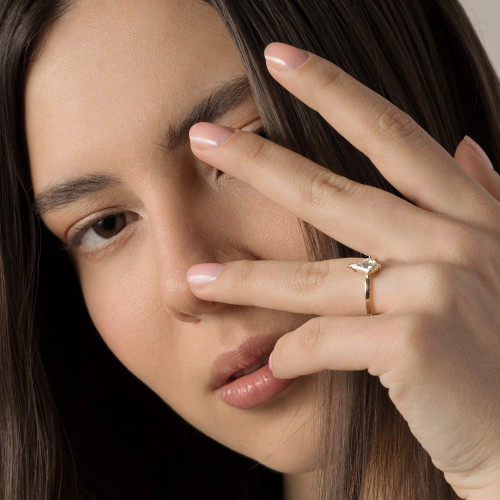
[25,0,317,473]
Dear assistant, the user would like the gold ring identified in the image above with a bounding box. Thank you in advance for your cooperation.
[347,256,381,315]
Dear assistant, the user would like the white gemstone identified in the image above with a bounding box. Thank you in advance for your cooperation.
[348,257,381,275]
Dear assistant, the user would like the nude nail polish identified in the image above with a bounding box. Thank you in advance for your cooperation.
[264,42,309,70]
[189,123,235,148]
[186,263,225,285]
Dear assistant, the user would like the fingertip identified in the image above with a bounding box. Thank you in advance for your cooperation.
[269,350,293,380]
[186,263,225,286]
[269,346,286,378]
[264,42,309,71]
[189,123,236,149]
[463,136,494,170]
[269,342,293,379]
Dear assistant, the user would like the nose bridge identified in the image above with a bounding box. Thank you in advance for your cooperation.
[150,193,225,321]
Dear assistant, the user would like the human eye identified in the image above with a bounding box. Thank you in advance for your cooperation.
[68,211,140,253]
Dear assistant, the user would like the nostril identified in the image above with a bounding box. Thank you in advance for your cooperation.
[161,291,224,322]
[171,311,202,323]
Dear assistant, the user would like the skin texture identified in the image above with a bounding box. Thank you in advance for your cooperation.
[188,44,500,498]
[25,0,318,475]
[24,1,500,497]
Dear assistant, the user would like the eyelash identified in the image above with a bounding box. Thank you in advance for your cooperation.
[66,127,268,255]
[66,210,139,254]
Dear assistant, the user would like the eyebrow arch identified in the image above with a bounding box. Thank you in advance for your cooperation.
[163,75,252,151]
[34,173,121,216]
[34,76,252,216]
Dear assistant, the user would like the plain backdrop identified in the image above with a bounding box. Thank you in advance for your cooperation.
[460,0,500,76]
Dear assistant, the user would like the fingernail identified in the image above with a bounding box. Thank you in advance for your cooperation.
[268,352,273,371]
[464,136,494,169]
[189,123,235,148]
[186,263,225,285]
[264,42,309,70]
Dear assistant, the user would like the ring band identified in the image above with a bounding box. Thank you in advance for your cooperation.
[347,256,381,316]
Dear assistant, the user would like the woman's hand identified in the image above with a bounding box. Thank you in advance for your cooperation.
[187,43,500,499]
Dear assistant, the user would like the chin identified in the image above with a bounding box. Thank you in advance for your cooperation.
[155,373,321,474]
[205,401,319,475]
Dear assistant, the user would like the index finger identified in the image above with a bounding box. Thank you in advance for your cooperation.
[264,42,496,222]
[190,122,426,260]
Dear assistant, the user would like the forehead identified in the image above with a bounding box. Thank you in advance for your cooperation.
[25,0,245,193]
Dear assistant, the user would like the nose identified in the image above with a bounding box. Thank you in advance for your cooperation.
[151,201,228,322]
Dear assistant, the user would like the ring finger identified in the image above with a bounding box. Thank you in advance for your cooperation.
[188,258,413,316]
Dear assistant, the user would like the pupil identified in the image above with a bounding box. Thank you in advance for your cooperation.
[94,214,126,238]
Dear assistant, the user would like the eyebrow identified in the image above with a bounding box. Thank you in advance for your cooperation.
[34,173,121,215]
[34,76,252,215]
[163,75,252,151]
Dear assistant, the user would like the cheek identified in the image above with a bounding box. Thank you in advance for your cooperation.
[78,260,216,429]
[224,184,309,261]
[79,257,179,388]
[74,192,309,418]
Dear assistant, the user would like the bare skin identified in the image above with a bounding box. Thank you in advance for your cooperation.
[188,43,500,499]
[24,0,500,497]
[26,0,318,481]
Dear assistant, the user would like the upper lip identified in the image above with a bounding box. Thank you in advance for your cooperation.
[210,334,283,390]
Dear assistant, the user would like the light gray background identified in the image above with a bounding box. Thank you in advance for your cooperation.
[459,0,500,76]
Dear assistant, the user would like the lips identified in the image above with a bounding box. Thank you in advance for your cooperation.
[211,335,295,410]
[230,353,270,380]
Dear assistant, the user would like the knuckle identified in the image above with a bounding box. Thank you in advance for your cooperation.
[435,221,483,265]
[232,260,255,289]
[297,317,324,356]
[242,135,272,171]
[316,65,347,100]
[302,168,355,208]
[372,103,419,142]
[394,313,435,363]
[289,260,331,294]
[396,313,429,341]
[415,262,457,312]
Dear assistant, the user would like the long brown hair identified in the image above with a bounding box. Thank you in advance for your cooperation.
[0,1,282,498]
[210,0,500,499]
[1,0,499,498]
[0,3,72,498]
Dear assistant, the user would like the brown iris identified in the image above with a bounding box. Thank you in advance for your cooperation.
[92,214,127,239]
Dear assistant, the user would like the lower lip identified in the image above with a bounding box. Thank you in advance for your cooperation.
[216,364,295,410]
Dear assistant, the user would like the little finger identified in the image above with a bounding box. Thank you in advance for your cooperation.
[269,314,394,379]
